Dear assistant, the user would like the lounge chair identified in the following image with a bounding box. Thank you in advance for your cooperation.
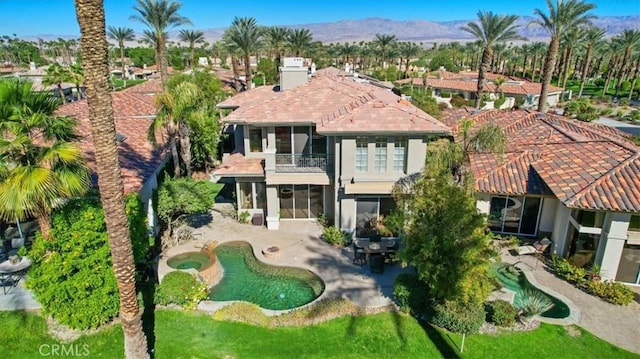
[517,238,551,256]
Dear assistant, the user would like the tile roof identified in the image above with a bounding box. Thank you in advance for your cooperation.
[218,70,450,134]
[445,108,640,212]
[55,82,166,193]
[212,153,264,177]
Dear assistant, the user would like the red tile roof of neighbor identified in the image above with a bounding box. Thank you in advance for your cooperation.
[443,108,640,212]
[55,81,166,193]
[213,153,264,177]
[217,68,450,135]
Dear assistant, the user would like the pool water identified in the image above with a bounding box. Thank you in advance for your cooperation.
[167,252,211,270]
[494,264,571,319]
[210,241,325,310]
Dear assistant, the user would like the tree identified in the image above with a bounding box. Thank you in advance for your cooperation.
[461,11,524,108]
[0,79,90,239]
[225,17,262,91]
[612,29,640,97]
[559,26,585,88]
[43,63,70,103]
[529,42,547,82]
[373,34,397,69]
[265,26,288,75]
[578,26,605,97]
[107,26,135,82]
[178,29,204,69]
[531,0,596,112]
[287,28,313,57]
[73,0,150,357]
[130,0,192,85]
[68,63,85,99]
[398,42,421,77]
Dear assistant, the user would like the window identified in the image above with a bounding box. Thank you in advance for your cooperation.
[571,210,605,228]
[355,137,368,172]
[238,182,253,209]
[488,196,541,235]
[249,127,262,152]
[374,137,387,172]
[393,137,406,172]
[629,215,640,232]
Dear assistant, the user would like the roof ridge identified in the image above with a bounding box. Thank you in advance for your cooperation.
[565,152,640,207]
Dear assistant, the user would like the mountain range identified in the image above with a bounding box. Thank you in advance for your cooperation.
[26,16,640,44]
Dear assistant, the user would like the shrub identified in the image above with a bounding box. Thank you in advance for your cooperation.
[26,194,149,329]
[212,302,269,327]
[551,255,587,284]
[488,300,517,327]
[598,107,613,117]
[616,110,625,118]
[564,98,598,122]
[618,98,630,106]
[594,78,605,87]
[450,95,467,108]
[517,289,554,318]
[238,211,250,224]
[494,96,506,109]
[155,271,209,309]
[629,110,640,121]
[585,280,634,305]
[393,273,430,314]
[322,226,345,246]
[157,176,220,228]
[439,91,451,98]
[432,299,485,334]
[438,102,449,110]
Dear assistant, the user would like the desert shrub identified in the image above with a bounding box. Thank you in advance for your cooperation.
[432,299,485,334]
[494,96,506,109]
[238,210,250,224]
[598,107,613,116]
[514,97,525,109]
[450,95,467,108]
[212,302,270,327]
[628,109,640,121]
[616,110,625,118]
[592,94,611,103]
[155,271,209,309]
[517,289,554,317]
[564,98,598,121]
[322,225,345,246]
[487,300,517,327]
[26,194,149,329]
[552,255,587,284]
[157,176,220,229]
[393,273,430,314]
[438,102,450,110]
[585,280,634,305]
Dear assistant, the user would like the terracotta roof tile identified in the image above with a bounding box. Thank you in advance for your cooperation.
[212,153,264,177]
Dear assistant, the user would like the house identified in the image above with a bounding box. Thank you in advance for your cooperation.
[441,107,640,284]
[213,60,451,234]
[396,70,565,109]
[55,80,167,233]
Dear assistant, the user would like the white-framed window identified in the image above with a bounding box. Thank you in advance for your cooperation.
[355,137,368,172]
[393,137,407,172]
[374,136,387,172]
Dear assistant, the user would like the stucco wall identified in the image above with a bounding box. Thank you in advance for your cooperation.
[538,197,558,234]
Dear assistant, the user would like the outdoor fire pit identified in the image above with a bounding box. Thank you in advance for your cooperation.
[262,246,281,259]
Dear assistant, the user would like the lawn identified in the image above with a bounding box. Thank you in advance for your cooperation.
[1,310,638,359]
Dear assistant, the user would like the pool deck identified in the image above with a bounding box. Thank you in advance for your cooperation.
[502,250,640,354]
[166,206,410,315]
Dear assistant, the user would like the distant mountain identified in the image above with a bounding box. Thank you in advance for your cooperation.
[22,16,640,44]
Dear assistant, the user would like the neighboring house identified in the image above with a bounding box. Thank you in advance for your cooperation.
[441,107,640,284]
[55,80,167,233]
[396,70,565,109]
[213,61,451,234]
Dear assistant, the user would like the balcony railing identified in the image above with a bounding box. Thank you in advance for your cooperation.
[275,154,333,173]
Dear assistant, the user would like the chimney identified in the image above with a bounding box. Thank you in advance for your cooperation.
[29,62,36,71]
[279,57,308,91]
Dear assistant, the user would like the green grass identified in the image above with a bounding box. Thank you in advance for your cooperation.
[110,78,147,91]
[1,310,638,359]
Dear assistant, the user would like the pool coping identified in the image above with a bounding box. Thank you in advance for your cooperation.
[515,264,582,326]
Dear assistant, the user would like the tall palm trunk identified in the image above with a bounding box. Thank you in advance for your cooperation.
[628,56,640,101]
[244,53,252,90]
[36,211,51,239]
[119,41,126,81]
[522,53,529,79]
[73,1,150,358]
[230,55,242,92]
[578,44,594,97]
[615,48,632,97]
[561,45,574,88]
[531,53,538,82]
[538,36,559,112]
[57,83,66,103]
[475,46,492,109]
[158,35,168,85]
[602,54,618,96]
[178,120,191,177]
[167,122,180,177]
[190,44,195,69]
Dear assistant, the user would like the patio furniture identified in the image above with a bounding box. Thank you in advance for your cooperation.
[369,254,385,273]
[352,243,367,266]
[0,257,31,294]
[517,238,552,257]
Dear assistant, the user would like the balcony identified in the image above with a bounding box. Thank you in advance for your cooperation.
[275,154,333,173]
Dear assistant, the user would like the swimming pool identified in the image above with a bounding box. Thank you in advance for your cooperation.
[495,264,571,319]
[167,251,212,270]
[209,241,325,310]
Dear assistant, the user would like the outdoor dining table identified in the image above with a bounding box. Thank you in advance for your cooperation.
[0,257,31,294]
[354,238,397,256]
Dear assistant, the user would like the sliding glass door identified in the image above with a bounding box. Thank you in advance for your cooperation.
[279,185,324,219]
[488,196,542,236]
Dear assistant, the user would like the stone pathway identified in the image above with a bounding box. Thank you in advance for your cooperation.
[0,279,40,311]
[502,251,640,354]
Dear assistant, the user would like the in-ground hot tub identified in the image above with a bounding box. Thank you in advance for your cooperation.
[166,251,221,284]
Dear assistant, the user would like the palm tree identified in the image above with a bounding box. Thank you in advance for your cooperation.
[178,29,204,69]
[627,53,640,101]
[107,26,135,82]
[578,26,605,97]
[398,42,421,77]
[461,11,524,108]
[265,26,289,71]
[529,42,547,82]
[130,0,192,85]
[43,63,70,103]
[287,28,313,57]
[0,79,90,239]
[68,63,85,100]
[559,26,585,88]
[373,34,397,69]
[612,29,640,97]
[225,17,262,91]
[151,81,202,177]
[73,1,150,357]
[340,42,358,70]
[531,0,596,112]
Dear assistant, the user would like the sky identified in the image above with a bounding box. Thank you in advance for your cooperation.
[0,0,638,38]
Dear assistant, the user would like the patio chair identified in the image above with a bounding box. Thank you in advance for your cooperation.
[353,243,367,266]
[517,238,552,257]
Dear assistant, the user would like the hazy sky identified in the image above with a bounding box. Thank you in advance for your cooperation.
[0,0,638,37]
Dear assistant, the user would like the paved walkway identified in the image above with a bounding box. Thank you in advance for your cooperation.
[163,205,409,314]
[0,278,40,311]
[502,251,640,354]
